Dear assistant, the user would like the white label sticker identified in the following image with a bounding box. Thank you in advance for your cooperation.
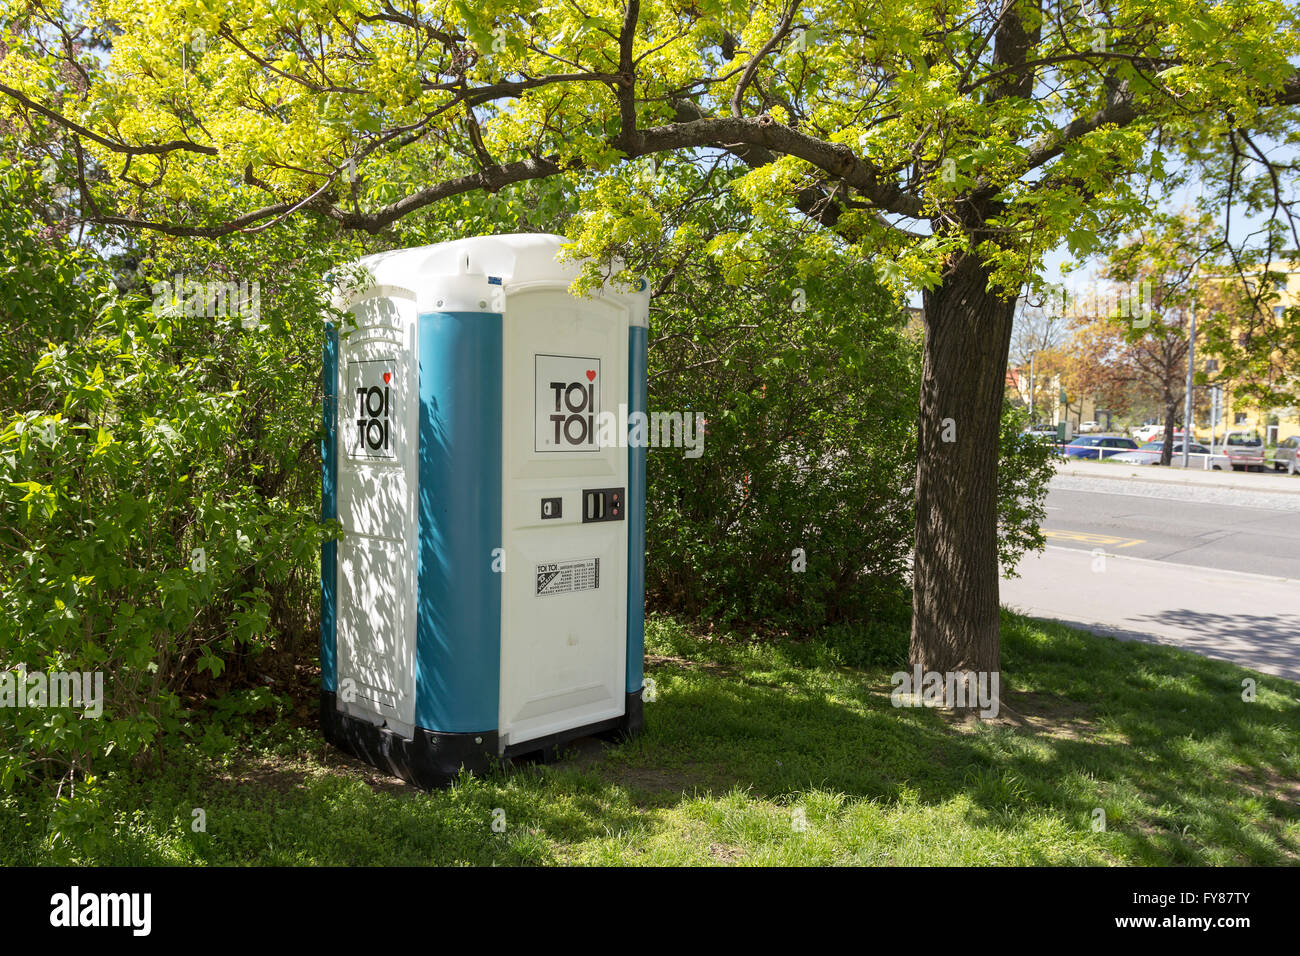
[535,354,600,453]
[346,358,397,460]
[535,558,600,596]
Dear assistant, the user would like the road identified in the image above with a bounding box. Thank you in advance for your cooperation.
[1001,471,1300,681]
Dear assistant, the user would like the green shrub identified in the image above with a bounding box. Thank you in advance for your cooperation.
[645,245,919,631]
[0,160,338,843]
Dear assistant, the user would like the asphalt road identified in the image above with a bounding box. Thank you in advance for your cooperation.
[1001,477,1300,681]
[1038,485,1300,579]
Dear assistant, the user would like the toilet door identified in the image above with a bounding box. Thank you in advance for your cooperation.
[334,293,420,736]
[498,288,629,749]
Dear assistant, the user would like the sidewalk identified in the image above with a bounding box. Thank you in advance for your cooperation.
[1055,458,1300,495]
[1003,546,1300,682]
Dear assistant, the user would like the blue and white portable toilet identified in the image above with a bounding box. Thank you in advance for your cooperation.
[320,233,650,787]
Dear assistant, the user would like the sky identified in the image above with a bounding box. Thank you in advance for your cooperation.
[996,137,1300,320]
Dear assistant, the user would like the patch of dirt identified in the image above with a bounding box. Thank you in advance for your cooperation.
[942,690,1103,741]
[1231,764,1300,808]
[644,654,736,676]
[858,678,1105,741]
[208,747,413,797]
[708,842,746,863]
[607,762,730,797]
[208,752,318,795]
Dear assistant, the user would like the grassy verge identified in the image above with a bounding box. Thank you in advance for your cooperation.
[3,611,1297,865]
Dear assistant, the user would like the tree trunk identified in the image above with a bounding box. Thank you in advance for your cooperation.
[1160,398,1178,466]
[911,252,1016,676]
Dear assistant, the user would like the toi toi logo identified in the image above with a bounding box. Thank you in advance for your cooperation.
[546,372,597,446]
[356,375,391,452]
[347,359,396,460]
[535,354,600,452]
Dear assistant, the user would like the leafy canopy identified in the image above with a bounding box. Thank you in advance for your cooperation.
[2,0,1299,295]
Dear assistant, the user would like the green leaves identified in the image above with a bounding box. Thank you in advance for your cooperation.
[0,166,342,817]
[2,0,1297,308]
[13,480,57,521]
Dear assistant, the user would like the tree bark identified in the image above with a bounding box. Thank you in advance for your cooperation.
[911,252,1016,675]
[1161,398,1179,466]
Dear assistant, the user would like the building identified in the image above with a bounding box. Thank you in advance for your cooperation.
[1006,365,1100,431]
[1197,261,1300,445]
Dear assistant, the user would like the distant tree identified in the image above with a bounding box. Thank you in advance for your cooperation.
[1009,301,1066,420]
[1062,314,1138,420]
[1069,214,1212,463]
[1200,268,1300,417]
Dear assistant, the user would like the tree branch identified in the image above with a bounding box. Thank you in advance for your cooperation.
[0,82,218,156]
[730,0,801,118]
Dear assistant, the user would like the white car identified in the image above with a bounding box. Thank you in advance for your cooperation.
[1079,421,1101,433]
[1221,430,1266,471]
[1110,440,1212,465]
[1132,425,1187,444]
[1131,424,1166,443]
[1272,435,1300,474]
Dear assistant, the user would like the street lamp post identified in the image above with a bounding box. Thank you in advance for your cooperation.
[1029,350,1036,423]
[1183,300,1196,469]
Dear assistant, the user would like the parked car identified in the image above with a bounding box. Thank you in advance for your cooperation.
[1079,420,1101,433]
[1221,430,1267,471]
[1023,423,1071,445]
[1131,424,1184,444]
[1272,435,1300,474]
[1063,435,1140,459]
[1109,440,1212,465]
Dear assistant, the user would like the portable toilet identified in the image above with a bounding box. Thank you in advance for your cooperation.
[319,233,649,788]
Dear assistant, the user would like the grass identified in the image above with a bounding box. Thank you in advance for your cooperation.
[3,610,1298,866]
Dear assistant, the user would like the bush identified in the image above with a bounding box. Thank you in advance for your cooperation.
[644,241,919,632]
[0,160,340,842]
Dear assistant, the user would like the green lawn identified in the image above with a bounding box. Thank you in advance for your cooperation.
[4,611,1298,865]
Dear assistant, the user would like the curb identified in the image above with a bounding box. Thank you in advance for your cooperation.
[1052,463,1300,497]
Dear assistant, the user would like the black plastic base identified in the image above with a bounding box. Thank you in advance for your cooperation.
[320,688,644,789]
[320,691,497,788]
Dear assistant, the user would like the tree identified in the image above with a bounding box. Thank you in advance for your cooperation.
[1061,313,1139,420]
[1009,300,1066,421]
[1069,213,1212,463]
[1200,265,1300,418]
[1066,290,1188,459]
[4,0,1300,679]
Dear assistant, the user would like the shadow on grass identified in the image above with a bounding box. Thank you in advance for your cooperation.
[26,611,1299,866]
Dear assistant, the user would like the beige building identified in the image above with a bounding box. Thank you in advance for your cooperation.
[1196,262,1300,445]
[1006,366,1100,431]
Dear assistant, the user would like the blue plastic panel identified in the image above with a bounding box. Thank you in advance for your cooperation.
[321,321,339,693]
[626,324,648,694]
[415,311,503,733]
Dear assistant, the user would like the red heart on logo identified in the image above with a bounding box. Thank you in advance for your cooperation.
[383,372,392,384]
[586,370,596,381]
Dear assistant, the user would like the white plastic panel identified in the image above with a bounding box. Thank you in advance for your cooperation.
[498,288,629,749]
[334,295,419,733]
